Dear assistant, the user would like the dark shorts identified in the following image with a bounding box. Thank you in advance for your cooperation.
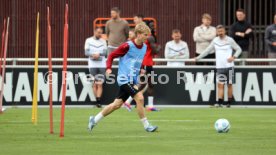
[116,83,139,102]
[143,66,153,75]
[140,66,154,87]
[216,67,235,84]
[89,68,105,82]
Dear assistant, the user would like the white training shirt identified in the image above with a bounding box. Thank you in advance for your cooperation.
[193,25,216,54]
[164,40,190,67]
[84,37,107,68]
[196,35,242,69]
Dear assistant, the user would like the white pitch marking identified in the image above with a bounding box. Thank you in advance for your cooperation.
[133,120,201,122]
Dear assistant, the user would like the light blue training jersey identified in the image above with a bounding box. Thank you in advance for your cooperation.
[117,41,147,86]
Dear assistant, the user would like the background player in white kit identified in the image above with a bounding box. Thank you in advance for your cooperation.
[195,25,241,107]
[84,27,107,108]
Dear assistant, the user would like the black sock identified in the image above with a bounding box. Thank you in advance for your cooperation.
[96,97,101,104]
[228,98,232,105]
[218,98,223,105]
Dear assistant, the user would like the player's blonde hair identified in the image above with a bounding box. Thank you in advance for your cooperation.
[134,22,151,36]
[202,13,212,20]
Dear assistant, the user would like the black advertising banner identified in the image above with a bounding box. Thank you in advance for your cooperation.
[1,67,276,106]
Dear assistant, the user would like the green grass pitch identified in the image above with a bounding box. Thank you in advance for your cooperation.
[0,107,276,155]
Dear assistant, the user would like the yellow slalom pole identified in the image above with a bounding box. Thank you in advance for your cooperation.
[32,12,39,125]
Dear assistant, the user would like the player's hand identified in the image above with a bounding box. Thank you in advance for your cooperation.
[245,28,252,34]
[191,58,197,62]
[106,69,112,75]
[235,32,245,37]
[227,56,235,63]
[272,42,276,46]
[140,69,146,75]
[133,85,139,90]
[92,53,100,59]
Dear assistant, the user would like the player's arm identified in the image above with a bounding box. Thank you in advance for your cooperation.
[124,22,130,40]
[84,39,92,56]
[229,24,237,39]
[195,41,215,60]
[148,36,161,54]
[106,43,129,74]
[243,24,253,38]
[202,28,216,41]
[265,27,273,46]
[105,22,110,38]
[178,43,190,59]
[100,40,108,57]
[227,38,242,63]
[193,27,206,43]
[231,39,242,58]
[164,42,179,59]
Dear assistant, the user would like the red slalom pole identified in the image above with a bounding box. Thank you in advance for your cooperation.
[60,4,68,137]
[47,7,54,134]
[0,17,9,113]
[0,19,6,79]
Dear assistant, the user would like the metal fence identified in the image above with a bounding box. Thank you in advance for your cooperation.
[3,58,276,68]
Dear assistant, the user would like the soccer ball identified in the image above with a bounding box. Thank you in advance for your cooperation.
[214,118,231,133]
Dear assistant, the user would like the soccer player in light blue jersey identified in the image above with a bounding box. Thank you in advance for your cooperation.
[88,23,158,133]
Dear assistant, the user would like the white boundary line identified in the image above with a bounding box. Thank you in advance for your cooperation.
[2,105,276,108]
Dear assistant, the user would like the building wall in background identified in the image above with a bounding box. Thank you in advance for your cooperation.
[0,0,219,59]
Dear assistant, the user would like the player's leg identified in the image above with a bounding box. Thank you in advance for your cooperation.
[128,83,157,132]
[88,98,124,131]
[122,83,157,132]
[216,68,227,107]
[101,99,124,116]
[226,67,235,108]
[96,83,103,99]
[122,73,149,112]
[90,68,101,108]
[227,84,233,108]
[95,68,106,107]
[217,83,224,107]
[145,66,158,111]
[147,78,154,108]
[95,82,103,107]
[133,91,158,132]
[123,97,133,112]
[87,84,128,132]
[133,92,145,118]
[92,83,97,97]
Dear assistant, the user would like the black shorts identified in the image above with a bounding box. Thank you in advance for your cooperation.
[140,66,154,87]
[116,83,139,102]
[89,68,105,82]
[216,67,235,84]
[143,66,153,75]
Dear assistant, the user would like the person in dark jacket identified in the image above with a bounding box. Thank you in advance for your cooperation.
[229,9,253,60]
[265,13,276,65]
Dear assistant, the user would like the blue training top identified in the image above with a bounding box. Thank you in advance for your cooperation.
[117,41,147,86]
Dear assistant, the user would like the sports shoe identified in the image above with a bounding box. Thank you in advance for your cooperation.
[145,125,158,132]
[123,102,132,112]
[96,104,102,108]
[226,104,231,108]
[146,107,159,112]
[214,104,223,108]
[88,116,96,132]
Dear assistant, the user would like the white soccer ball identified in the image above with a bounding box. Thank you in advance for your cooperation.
[214,118,231,133]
